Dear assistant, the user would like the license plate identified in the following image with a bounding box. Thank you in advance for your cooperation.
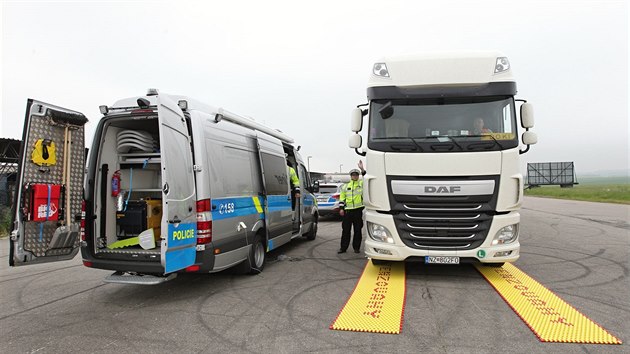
[317,197,329,202]
[425,256,460,264]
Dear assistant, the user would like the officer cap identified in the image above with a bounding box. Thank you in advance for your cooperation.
[349,169,360,176]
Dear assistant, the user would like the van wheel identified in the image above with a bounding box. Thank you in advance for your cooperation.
[483,262,505,268]
[305,215,318,241]
[239,233,266,275]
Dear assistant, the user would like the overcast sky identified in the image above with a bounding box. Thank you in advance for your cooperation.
[1,0,628,176]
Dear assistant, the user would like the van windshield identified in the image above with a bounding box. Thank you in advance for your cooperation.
[368,96,519,152]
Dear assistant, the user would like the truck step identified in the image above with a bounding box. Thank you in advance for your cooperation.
[104,271,177,285]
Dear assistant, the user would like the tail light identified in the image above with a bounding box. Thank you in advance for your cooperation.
[331,194,340,201]
[185,265,200,272]
[80,200,86,241]
[196,199,212,244]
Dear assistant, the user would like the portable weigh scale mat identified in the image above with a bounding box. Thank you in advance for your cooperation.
[331,261,621,344]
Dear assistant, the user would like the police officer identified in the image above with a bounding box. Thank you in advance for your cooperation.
[338,161,366,254]
[287,161,300,217]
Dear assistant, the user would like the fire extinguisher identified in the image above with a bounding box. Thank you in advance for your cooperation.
[111,170,121,197]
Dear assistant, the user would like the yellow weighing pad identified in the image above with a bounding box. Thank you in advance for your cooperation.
[475,263,622,344]
[330,261,406,334]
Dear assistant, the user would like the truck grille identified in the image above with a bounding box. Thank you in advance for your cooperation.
[387,176,499,251]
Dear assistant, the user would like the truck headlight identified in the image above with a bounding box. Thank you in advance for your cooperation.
[492,224,519,245]
[367,222,394,244]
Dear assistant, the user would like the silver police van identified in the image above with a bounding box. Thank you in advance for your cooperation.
[9,90,319,284]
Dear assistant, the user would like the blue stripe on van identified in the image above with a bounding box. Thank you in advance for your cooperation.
[211,196,264,221]
[266,195,292,212]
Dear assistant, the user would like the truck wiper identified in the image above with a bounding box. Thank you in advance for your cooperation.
[416,136,463,151]
[465,134,504,149]
[377,137,424,151]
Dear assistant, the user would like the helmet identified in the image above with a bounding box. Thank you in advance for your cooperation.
[349,169,361,176]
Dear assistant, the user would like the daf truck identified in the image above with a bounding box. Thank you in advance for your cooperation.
[349,51,537,266]
[10,90,319,284]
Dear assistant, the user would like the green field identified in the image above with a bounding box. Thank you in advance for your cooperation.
[525,176,629,204]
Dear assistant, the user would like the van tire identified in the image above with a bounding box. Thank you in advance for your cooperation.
[238,233,266,275]
[305,215,318,241]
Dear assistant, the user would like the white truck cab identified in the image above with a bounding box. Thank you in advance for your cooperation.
[349,51,537,266]
[10,90,319,284]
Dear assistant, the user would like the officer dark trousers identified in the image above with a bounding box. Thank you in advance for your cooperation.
[340,207,364,252]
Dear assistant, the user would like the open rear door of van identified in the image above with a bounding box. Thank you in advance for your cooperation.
[10,100,88,266]
[157,95,198,273]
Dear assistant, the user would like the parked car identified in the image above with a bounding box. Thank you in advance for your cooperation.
[315,182,343,217]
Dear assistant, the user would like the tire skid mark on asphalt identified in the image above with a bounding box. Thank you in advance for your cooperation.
[0,264,82,284]
[551,290,630,314]
[194,275,258,354]
[0,283,107,321]
[523,245,629,279]
[522,207,630,231]
[286,276,377,349]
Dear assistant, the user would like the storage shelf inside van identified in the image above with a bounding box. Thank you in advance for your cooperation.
[119,152,161,165]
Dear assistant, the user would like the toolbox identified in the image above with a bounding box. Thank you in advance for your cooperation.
[116,199,162,240]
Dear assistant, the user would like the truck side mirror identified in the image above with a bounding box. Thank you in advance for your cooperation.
[351,108,363,132]
[349,134,362,148]
[520,103,534,128]
[522,131,538,145]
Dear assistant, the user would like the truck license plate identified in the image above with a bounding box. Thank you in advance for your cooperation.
[425,256,460,264]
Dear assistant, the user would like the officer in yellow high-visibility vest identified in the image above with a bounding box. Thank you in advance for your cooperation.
[338,161,366,254]
[287,162,300,212]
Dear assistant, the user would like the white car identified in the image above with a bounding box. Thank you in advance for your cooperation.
[314,182,343,217]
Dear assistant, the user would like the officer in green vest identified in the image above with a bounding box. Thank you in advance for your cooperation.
[338,161,366,254]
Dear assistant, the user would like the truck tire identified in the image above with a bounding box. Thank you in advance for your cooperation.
[305,215,318,240]
[238,233,266,275]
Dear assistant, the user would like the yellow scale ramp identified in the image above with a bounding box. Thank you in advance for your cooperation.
[330,261,406,334]
[475,263,621,344]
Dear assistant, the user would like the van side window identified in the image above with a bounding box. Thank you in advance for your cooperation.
[163,126,194,200]
[260,153,289,195]
[298,165,308,187]
[221,146,258,197]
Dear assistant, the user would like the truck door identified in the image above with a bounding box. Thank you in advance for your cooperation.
[254,132,293,246]
[157,95,198,273]
[10,100,88,266]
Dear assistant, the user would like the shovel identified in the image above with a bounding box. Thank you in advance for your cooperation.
[49,127,79,249]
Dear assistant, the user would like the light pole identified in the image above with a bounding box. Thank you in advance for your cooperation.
[307,156,312,174]
[339,164,343,173]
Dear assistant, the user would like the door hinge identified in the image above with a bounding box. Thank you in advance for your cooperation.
[193,165,202,172]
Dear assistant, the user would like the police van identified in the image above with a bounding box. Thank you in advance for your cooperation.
[10,89,319,284]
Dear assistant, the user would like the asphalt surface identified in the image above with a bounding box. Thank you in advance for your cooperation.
[1,197,628,353]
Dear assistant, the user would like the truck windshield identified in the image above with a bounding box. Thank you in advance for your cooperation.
[368,96,519,152]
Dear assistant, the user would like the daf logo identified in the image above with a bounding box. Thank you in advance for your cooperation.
[424,186,461,193]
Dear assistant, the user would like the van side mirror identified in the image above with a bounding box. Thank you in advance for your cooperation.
[351,108,363,132]
[520,103,534,128]
[312,180,320,193]
[349,134,362,149]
